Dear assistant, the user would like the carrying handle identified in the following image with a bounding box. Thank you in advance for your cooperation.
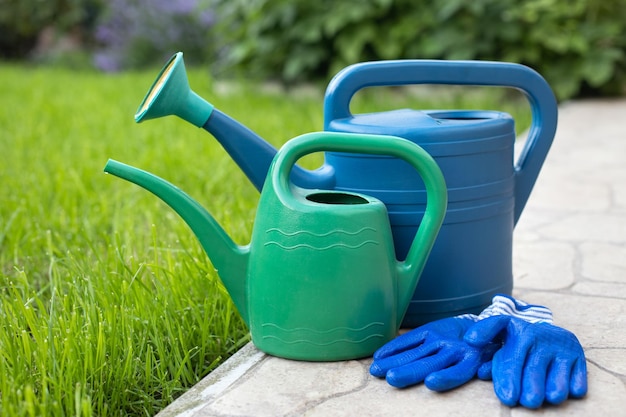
[272,131,447,312]
[323,60,558,224]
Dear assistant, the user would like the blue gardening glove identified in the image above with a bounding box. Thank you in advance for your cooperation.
[369,315,499,391]
[465,315,588,408]
[370,294,553,392]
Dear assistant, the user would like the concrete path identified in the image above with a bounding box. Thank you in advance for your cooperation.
[157,100,626,417]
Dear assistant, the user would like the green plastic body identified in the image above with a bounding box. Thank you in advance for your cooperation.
[104,132,447,361]
[249,132,447,360]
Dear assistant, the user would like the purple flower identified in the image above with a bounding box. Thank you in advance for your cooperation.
[93,51,122,72]
[92,0,216,72]
[199,9,215,27]
[162,0,197,14]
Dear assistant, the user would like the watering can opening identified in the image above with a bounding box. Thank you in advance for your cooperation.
[306,192,369,205]
[428,110,507,123]
[135,56,178,121]
[137,57,177,117]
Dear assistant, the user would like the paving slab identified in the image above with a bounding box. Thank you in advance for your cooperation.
[157,99,626,417]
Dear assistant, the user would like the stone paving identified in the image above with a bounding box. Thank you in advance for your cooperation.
[157,100,626,417]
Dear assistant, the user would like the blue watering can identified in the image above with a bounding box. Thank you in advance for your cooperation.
[134,53,557,326]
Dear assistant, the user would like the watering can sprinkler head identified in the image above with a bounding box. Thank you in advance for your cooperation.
[134,52,214,128]
[132,51,336,192]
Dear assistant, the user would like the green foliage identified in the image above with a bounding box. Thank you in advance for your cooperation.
[0,65,253,416]
[0,0,99,59]
[215,0,626,99]
[4,0,624,98]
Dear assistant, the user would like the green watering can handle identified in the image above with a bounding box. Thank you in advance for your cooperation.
[272,131,447,294]
[323,60,558,224]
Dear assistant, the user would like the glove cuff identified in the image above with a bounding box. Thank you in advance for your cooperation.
[478,294,553,324]
[458,294,553,324]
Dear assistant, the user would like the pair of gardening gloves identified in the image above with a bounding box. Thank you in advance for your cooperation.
[370,294,588,408]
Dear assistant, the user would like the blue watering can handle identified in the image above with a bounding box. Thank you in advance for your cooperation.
[323,60,558,224]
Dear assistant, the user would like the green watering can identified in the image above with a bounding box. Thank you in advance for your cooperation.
[104,132,447,361]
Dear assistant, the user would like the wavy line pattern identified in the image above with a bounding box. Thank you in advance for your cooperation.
[263,227,380,251]
[265,227,377,237]
[263,240,379,250]
[259,322,387,346]
[261,333,386,346]
[261,322,385,334]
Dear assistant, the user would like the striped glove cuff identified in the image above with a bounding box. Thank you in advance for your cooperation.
[459,294,553,324]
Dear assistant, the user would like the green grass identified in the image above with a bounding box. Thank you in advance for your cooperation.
[0,63,530,416]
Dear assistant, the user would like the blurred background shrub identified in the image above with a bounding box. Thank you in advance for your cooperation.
[216,0,626,99]
[0,0,99,60]
[1,0,625,99]
[92,0,216,71]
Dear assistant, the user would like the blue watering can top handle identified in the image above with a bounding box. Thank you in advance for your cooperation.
[323,60,558,224]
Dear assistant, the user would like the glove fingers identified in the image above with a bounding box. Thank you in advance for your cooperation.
[464,315,510,347]
[373,329,429,360]
[386,349,457,389]
[492,347,525,406]
[369,360,390,378]
[476,342,500,380]
[545,357,572,405]
[520,350,550,408]
[570,358,588,398]
[477,360,492,380]
[424,352,482,391]
[370,343,440,377]
[491,318,540,407]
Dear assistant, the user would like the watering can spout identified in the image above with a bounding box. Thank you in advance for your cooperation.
[103,159,250,323]
[134,51,336,192]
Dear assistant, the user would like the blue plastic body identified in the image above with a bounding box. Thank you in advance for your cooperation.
[323,60,557,326]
